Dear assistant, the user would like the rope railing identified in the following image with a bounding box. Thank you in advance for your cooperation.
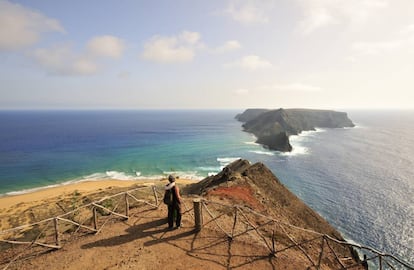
[0,185,160,270]
[1,189,413,270]
[198,198,414,270]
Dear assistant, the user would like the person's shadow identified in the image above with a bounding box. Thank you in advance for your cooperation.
[81,217,196,249]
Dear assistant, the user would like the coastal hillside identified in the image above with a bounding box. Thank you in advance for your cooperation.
[236,108,355,151]
[1,160,366,269]
[187,159,348,239]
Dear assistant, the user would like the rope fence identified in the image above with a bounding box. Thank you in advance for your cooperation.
[0,185,161,270]
[196,199,414,270]
[1,187,413,270]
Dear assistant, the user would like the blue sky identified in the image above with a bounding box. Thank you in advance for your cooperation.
[1,0,413,109]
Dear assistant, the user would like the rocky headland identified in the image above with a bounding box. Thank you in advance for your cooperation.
[1,160,366,269]
[236,108,355,151]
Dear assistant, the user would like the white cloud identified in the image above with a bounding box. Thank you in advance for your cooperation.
[72,57,98,75]
[0,0,64,50]
[400,24,414,35]
[350,23,414,59]
[32,45,97,75]
[225,55,273,71]
[141,31,203,63]
[233,88,249,95]
[32,35,125,75]
[87,35,125,58]
[352,40,403,55]
[223,0,274,25]
[179,31,201,45]
[262,83,323,92]
[214,40,242,53]
[297,0,388,34]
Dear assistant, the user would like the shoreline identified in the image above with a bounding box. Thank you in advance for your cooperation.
[1,172,210,198]
[0,178,197,211]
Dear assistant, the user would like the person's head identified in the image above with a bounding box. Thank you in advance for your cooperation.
[168,175,175,183]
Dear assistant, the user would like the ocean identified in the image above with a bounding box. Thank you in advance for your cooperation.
[0,110,413,264]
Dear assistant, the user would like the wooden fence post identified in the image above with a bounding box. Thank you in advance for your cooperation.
[93,207,98,231]
[152,186,159,206]
[124,193,129,219]
[379,255,382,270]
[271,230,276,257]
[194,199,203,232]
[317,236,325,269]
[231,208,238,239]
[53,218,60,247]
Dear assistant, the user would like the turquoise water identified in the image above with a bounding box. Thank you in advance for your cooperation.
[0,110,256,194]
[0,109,413,264]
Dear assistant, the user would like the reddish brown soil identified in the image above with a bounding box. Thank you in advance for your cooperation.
[0,160,368,270]
[206,185,263,210]
[2,201,308,270]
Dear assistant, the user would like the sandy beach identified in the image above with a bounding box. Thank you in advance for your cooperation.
[0,178,196,210]
[0,178,197,231]
[0,180,140,210]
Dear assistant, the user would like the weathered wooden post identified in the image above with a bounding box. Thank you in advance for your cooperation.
[124,193,129,219]
[53,218,60,248]
[152,186,159,206]
[194,199,203,232]
[231,208,238,239]
[271,230,276,257]
[317,236,325,269]
[93,206,98,231]
[379,255,383,270]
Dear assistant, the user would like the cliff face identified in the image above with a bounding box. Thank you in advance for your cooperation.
[235,108,270,122]
[236,108,354,151]
[187,159,345,237]
[186,159,363,268]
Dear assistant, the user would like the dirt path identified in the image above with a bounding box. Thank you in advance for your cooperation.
[2,196,365,270]
[5,200,287,270]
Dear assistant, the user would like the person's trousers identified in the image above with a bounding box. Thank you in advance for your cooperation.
[167,204,181,228]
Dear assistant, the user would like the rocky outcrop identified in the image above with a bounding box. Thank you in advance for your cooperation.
[186,159,362,267]
[236,108,354,151]
[235,109,270,122]
[187,159,346,236]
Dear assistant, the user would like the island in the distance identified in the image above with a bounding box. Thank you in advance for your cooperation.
[236,108,355,152]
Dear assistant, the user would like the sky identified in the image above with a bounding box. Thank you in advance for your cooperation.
[0,0,413,110]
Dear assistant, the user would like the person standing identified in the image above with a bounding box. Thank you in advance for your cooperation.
[164,175,182,229]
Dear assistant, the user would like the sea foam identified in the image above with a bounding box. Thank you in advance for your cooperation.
[162,170,203,180]
[217,157,241,166]
[249,150,275,156]
[105,171,137,181]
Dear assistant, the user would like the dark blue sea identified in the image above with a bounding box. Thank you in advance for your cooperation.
[0,110,413,264]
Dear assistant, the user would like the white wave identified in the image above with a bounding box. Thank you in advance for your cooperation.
[289,134,308,145]
[244,141,259,145]
[2,169,202,197]
[348,123,364,129]
[4,174,118,196]
[249,150,275,156]
[217,157,241,166]
[105,171,137,181]
[287,146,308,156]
[78,172,107,180]
[208,172,218,177]
[314,128,326,132]
[283,130,322,156]
[162,170,203,180]
[6,184,62,196]
[297,128,326,137]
